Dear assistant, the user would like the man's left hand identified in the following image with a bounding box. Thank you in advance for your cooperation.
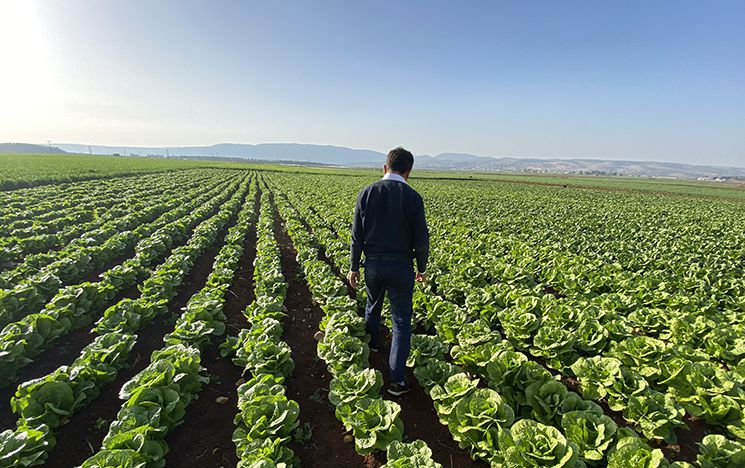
[348,271,360,289]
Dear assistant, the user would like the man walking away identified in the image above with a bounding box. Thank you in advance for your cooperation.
[347,147,429,397]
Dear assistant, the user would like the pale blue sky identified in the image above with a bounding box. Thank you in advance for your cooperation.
[0,0,743,165]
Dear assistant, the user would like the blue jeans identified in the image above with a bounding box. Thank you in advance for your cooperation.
[364,257,414,384]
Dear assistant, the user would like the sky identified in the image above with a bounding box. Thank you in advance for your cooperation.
[0,0,743,166]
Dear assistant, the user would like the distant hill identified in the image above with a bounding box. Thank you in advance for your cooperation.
[395,154,745,179]
[0,143,66,154]
[52,142,745,179]
[58,143,382,166]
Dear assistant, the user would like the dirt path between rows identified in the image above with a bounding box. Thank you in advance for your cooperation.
[269,192,375,468]
[164,186,260,467]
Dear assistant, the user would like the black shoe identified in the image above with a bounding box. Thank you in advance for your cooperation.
[387,382,411,397]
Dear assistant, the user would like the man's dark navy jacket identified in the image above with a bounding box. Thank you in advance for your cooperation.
[350,177,429,273]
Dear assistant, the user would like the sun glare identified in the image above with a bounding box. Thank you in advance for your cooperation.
[0,0,55,126]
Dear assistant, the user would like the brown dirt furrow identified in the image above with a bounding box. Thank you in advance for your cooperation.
[368,328,486,468]
[270,191,372,468]
[164,186,260,468]
[43,197,240,468]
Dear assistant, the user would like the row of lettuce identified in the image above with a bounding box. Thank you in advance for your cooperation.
[0,171,227,319]
[0,175,243,389]
[220,188,300,466]
[0,171,215,270]
[0,175,254,467]
[0,170,187,232]
[76,177,258,467]
[270,173,745,467]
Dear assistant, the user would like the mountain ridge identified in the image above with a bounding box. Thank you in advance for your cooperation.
[3,142,743,178]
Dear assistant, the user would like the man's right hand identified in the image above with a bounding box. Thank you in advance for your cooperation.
[415,272,426,283]
[348,271,360,289]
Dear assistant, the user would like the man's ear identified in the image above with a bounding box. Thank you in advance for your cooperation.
[383,164,388,174]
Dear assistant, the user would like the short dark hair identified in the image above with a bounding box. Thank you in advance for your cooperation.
[386,147,414,174]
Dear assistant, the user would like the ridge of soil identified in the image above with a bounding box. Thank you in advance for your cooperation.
[163,186,260,468]
[43,188,245,468]
[270,191,373,468]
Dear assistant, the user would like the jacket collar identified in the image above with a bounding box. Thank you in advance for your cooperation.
[382,173,408,184]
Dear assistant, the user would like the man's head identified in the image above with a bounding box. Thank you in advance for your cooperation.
[384,147,414,179]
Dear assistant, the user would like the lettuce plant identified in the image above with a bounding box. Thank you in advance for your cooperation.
[499,361,553,410]
[449,388,514,460]
[412,359,460,393]
[320,310,367,341]
[561,410,618,461]
[329,366,383,407]
[317,330,369,375]
[80,448,149,468]
[498,307,540,350]
[500,418,580,467]
[234,437,296,467]
[575,319,610,354]
[233,394,299,444]
[561,392,604,416]
[485,348,528,389]
[336,397,404,455]
[606,436,666,468]
[407,334,448,368]
[524,379,570,425]
[429,373,479,423]
[531,324,576,370]
[383,440,443,468]
[697,434,745,468]
[622,391,685,442]
[608,336,670,381]
[235,336,294,379]
[433,306,470,344]
[0,425,53,467]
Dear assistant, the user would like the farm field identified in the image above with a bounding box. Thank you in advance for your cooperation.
[0,155,744,467]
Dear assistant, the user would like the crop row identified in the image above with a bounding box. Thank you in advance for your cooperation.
[221,188,300,466]
[0,175,254,467]
[0,171,220,270]
[78,176,257,467]
[0,175,246,388]
[0,174,237,328]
